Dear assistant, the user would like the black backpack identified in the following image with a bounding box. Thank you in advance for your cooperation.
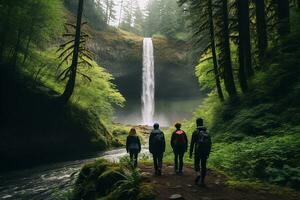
[195,128,210,152]
[153,131,164,146]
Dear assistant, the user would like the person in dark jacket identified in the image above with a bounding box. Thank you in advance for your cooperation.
[126,128,141,168]
[189,118,212,186]
[149,123,165,176]
[171,122,188,175]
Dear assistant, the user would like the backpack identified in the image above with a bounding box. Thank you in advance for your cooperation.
[195,128,210,152]
[128,136,139,151]
[174,130,186,146]
[153,131,164,146]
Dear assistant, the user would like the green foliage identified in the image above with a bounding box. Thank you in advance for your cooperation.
[22,48,125,121]
[143,0,187,39]
[64,0,107,31]
[209,132,300,190]
[0,0,64,62]
[183,10,300,190]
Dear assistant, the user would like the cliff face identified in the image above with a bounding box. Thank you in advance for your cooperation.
[88,29,200,100]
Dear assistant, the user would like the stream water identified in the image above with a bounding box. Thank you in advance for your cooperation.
[0,146,150,199]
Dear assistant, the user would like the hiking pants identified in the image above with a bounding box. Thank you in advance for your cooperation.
[194,155,208,182]
[174,151,184,172]
[129,149,139,168]
[153,153,163,171]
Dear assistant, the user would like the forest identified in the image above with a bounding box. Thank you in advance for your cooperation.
[0,0,300,200]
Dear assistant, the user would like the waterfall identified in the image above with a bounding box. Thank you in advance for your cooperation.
[141,38,155,125]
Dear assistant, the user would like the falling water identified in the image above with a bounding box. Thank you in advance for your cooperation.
[141,38,155,125]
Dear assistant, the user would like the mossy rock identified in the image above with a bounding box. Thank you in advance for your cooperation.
[96,167,125,196]
[73,159,110,199]
[137,183,155,200]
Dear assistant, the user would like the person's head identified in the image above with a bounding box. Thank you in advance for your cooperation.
[175,122,181,130]
[196,118,203,127]
[129,128,137,135]
[153,123,159,129]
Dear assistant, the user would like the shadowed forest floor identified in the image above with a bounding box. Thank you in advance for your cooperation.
[140,164,299,200]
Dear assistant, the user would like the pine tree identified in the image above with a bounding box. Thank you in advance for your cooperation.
[219,0,237,97]
[255,0,268,64]
[59,0,84,104]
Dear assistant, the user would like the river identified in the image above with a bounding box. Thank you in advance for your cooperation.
[0,146,150,200]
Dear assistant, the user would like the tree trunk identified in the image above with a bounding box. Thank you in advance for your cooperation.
[255,0,268,64]
[221,0,237,97]
[118,0,124,27]
[59,0,84,104]
[277,0,290,36]
[238,0,253,79]
[208,0,224,101]
[105,0,109,24]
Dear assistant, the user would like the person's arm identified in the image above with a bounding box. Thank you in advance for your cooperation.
[170,132,175,149]
[149,132,153,154]
[137,136,141,153]
[189,132,195,158]
[208,135,212,156]
[162,132,166,153]
[126,136,129,153]
[184,132,188,152]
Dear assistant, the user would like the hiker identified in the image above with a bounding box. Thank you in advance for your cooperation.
[126,128,141,168]
[189,118,212,186]
[171,122,188,175]
[149,123,166,176]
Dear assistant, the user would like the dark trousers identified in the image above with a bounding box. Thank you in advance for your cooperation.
[194,155,208,183]
[174,151,184,172]
[129,150,139,168]
[153,153,163,172]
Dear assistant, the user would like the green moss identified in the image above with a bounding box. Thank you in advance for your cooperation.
[97,167,125,195]
[137,183,155,200]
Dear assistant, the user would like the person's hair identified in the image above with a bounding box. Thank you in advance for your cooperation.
[129,128,137,135]
[196,118,203,126]
[175,122,181,129]
[153,123,159,129]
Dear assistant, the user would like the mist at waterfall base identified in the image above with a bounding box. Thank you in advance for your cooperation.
[114,98,203,127]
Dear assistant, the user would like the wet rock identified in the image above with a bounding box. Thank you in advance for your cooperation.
[187,184,192,187]
[169,194,184,200]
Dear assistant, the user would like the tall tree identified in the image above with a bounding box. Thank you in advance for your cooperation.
[208,0,224,101]
[220,0,237,97]
[236,0,252,93]
[276,0,290,37]
[255,0,268,64]
[59,0,84,104]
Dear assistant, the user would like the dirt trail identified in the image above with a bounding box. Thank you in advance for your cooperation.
[140,164,299,200]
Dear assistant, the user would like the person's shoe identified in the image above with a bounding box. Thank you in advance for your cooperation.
[194,175,201,185]
[178,171,183,176]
